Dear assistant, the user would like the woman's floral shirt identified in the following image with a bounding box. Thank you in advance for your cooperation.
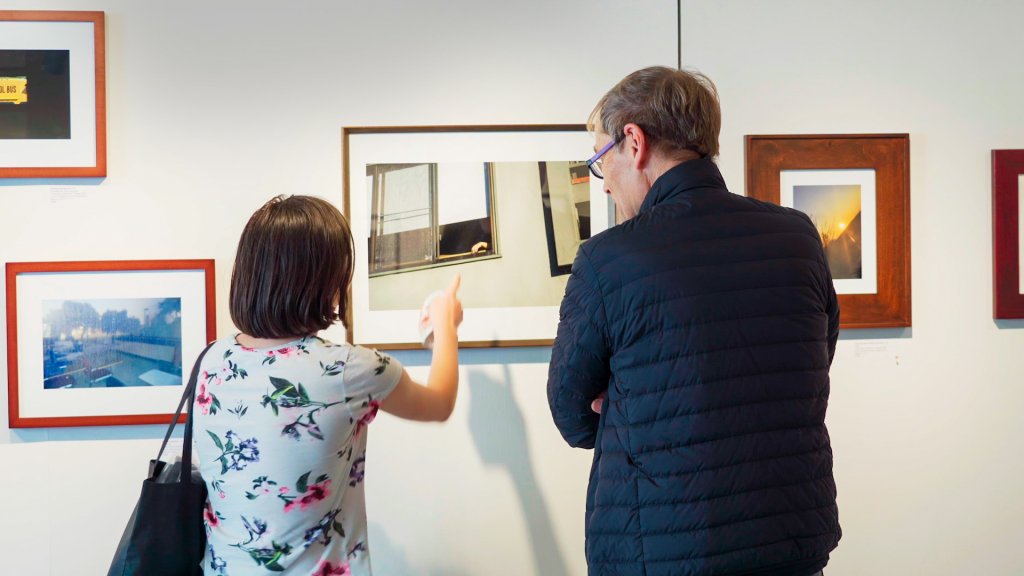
[194,335,402,575]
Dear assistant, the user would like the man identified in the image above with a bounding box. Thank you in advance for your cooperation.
[547,66,841,576]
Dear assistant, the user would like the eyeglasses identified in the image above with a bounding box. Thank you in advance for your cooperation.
[586,137,620,180]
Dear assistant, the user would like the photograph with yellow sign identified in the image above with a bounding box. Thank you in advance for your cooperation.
[0,50,71,139]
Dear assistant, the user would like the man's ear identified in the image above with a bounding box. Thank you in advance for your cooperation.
[621,123,650,170]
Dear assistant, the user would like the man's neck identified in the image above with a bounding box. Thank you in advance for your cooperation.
[643,151,702,189]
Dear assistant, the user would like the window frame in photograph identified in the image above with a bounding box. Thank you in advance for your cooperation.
[540,160,592,277]
[367,162,499,277]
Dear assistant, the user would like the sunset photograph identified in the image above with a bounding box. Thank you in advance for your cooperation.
[792,184,862,279]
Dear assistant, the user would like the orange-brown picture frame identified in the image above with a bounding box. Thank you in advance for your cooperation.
[745,134,911,329]
[0,11,106,178]
[6,260,215,428]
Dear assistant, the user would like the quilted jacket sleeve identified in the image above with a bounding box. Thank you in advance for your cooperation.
[547,248,611,449]
[804,209,840,366]
[826,274,839,366]
[816,238,840,366]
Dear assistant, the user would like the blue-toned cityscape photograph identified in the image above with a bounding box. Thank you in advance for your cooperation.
[41,297,183,389]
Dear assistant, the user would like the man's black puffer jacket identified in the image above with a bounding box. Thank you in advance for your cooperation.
[548,158,841,576]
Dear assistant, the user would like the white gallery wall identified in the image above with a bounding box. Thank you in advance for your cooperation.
[0,0,1022,575]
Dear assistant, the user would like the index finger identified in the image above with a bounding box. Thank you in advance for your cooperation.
[448,273,461,295]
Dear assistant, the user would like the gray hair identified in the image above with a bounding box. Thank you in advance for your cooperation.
[589,66,721,159]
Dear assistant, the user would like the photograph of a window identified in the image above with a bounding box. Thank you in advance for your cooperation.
[367,162,498,276]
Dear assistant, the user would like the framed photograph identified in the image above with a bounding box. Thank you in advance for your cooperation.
[6,260,215,427]
[746,134,911,329]
[993,150,1024,319]
[0,11,106,178]
[343,125,610,348]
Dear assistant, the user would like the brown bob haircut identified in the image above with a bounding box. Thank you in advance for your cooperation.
[590,66,721,159]
[230,195,354,338]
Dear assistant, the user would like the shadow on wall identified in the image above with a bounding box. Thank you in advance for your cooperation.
[392,346,552,368]
[994,319,1024,329]
[3,424,173,444]
[837,327,912,341]
[467,366,570,576]
[368,522,471,576]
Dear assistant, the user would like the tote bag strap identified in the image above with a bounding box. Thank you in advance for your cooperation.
[155,340,218,483]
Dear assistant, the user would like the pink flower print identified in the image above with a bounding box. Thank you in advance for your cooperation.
[312,560,351,576]
[284,480,332,513]
[201,369,224,387]
[203,501,220,527]
[276,346,299,358]
[196,383,213,415]
[299,480,331,510]
[259,343,309,366]
[354,400,381,437]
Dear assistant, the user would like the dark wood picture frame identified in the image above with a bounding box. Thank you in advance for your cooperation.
[0,11,106,178]
[745,134,911,329]
[993,150,1024,319]
[343,124,596,349]
[6,260,215,428]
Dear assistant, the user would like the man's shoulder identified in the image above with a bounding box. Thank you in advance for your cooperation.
[709,191,821,238]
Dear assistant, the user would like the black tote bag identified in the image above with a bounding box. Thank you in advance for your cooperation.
[108,342,216,576]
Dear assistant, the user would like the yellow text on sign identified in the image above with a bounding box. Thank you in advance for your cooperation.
[0,77,28,105]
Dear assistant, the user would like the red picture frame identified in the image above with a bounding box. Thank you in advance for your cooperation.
[993,150,1024,319]
[0,11,107,178]
[745,134,912,329]
[6,260,215,427]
